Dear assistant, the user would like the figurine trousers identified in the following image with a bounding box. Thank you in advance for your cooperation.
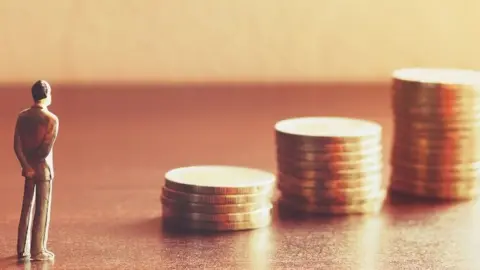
[17,179,53,256]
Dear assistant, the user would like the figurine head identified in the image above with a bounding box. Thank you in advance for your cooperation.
[31,80,52,106]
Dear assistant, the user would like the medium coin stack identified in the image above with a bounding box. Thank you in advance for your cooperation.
[275,117,386,215]
[390,68,480,200]
[161,165,274,231]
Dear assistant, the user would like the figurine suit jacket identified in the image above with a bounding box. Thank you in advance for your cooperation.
[14,105,59,181]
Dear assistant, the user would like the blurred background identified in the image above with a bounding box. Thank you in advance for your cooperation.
[1,0,479,84]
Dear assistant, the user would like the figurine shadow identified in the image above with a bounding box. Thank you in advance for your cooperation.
[0,255,54,270]
[385,190,469,211]
[378,190,476,224]
[275,191,469,225]
[275,201,352,222]
[160,218,243,237]
[119,216,226,240]
[118,216,163,238]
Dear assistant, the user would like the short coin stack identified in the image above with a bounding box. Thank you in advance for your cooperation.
[390,68,480,200]
[161,165,274,231]
[275,117,386,215]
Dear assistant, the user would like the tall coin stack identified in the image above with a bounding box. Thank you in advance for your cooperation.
[390,68,480,200]
[275,117,386,215]
[161,165,274,231]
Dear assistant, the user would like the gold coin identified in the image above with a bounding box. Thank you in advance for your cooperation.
[393,118,480,132]
[392,137,477,150]
[392,103,480,114]
[389,162,480,182]
[161,187,272,205]
[392,83,480,97]
[392,68,480,92]
[391,146,480,165]
[392,79,480,94]
[278,180,382,197]
[391,159,480,171]
[393,134,480,145]
[393,89,480,100]
[392,94,480,108]
[164,215,272,231]
[164,165,275,195]
[391,141,480,159]
[394,116,480,129]
[278,191,386,215]
[391,154,480,165]
[390,175,480,188]
[393,111,480,124]
[392,128,480,141]
[277,154,382,172]
[391,146,480,157]
[278,163,382,179]
[391,141,480,155]
[276,146,382,162]
[392,87,480,99]
[275,135,382,148]
[394,115,480,126]
[391,163,480,182]
[392,102,480,115]
[280,191,383,205]
[276,172,383,189]
[274,117,382,144]
[390,169,480,185]
[392,109,480,123]
[389,177,480,200]
[278,184,384,204]
[391,150,480,167]
[392,134,479,148]
[392,69,480,122]
[393,87,480,99]
[160,195,272,214]
[391,98,480,113]
[162,205,272,222]
[276,139,381,153]
[391,145,480,158]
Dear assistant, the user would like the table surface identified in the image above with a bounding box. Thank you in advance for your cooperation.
[0,83,479,270]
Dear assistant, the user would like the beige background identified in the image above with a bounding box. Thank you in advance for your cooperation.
[1,0,479,83]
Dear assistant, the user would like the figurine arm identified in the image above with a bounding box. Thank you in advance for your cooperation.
[13,118,32,170]
[35,118,59,160]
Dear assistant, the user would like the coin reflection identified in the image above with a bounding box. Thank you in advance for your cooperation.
[352,216,383,270]
[466,202,480,263]
[243,228,273,270]
[215,228,274,269]
[21,259,54,270]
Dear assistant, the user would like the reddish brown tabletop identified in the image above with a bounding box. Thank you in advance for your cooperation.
[0,83,479,269]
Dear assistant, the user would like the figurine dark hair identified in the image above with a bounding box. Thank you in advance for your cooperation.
[31,80,51,101]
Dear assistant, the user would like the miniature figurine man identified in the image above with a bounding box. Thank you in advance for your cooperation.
[14,80,59,261]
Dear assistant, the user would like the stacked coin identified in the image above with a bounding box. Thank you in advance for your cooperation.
[161,165,274,231]
[275,117,386,215]
[390,68,480,200]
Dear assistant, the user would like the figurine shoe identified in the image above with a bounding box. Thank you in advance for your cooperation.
[31,251,54,261]
[17,253,30,262]
[44,250,55,258]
